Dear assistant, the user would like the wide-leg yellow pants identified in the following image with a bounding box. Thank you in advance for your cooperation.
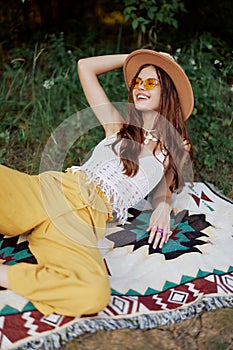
[0,164,113,316]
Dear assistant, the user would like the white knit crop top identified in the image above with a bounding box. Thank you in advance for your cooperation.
[68,132,165,224]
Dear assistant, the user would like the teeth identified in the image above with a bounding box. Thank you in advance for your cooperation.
[137,94,149,100]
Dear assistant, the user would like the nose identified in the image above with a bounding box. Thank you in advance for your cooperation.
[138,80,145,90]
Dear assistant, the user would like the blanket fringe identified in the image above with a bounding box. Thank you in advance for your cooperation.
[15,295,233,350]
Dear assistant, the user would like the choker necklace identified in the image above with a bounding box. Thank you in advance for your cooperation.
[143,128,158,145]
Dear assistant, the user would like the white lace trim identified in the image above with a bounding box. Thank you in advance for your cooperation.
[69,165,144,225]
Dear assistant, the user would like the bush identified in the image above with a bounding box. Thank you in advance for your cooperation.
[174,34,232,195]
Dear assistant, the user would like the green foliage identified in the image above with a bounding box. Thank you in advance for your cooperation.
[123,0,185,39]
[1,34,80,171]
[0,34,126,173]
[174,34,232,194]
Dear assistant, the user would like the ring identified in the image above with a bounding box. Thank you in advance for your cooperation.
[152,225,157,230]
[157,228,163,234]
[157,228,164,237]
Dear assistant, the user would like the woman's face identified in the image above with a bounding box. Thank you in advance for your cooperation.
[132,66,161,112]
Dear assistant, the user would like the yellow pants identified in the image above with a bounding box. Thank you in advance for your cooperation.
[0,165,113,316]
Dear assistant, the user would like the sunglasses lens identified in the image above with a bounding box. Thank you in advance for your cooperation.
[130,78,141,89]
[144,79,158,90]
[130,78,160,90]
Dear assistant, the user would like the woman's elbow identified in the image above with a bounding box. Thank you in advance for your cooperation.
[77,58,86,74]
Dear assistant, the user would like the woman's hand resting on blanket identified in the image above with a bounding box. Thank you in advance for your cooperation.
[145,139,190,249]
[146,202,172,249]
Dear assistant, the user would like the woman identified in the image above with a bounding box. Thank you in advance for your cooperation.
[0,49,194,316]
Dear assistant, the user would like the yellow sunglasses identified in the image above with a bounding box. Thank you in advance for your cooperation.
[130,77,160,90]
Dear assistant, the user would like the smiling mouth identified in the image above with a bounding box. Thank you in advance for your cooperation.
[136,93,150,101]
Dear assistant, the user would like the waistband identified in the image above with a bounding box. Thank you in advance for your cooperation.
[66,169,113,222]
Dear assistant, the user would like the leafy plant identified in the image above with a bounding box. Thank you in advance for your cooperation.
[123,0,185,46]
[175,34,233,195]
[0,34,126,173]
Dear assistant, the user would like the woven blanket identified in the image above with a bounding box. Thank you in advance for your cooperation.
[0,182,233,350]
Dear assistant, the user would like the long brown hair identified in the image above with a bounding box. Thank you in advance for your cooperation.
[112,64,193,193]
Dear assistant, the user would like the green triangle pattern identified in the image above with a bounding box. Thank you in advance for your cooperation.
[22,301,35,312]
[196,269,212,278]
[111,266,232,296]
[162,280,178,290]
[213,268,228,275]
[110,288,121,295]
[145,287,161,295]
[0,301,35,316]
[125,289,142,296]
[180,275,195,284]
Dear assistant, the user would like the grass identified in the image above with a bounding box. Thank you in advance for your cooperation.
[0,33,232,196]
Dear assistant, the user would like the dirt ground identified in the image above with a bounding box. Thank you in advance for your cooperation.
[61,307,233,350]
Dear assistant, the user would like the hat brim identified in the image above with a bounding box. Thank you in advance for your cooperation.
[123,49,194,120]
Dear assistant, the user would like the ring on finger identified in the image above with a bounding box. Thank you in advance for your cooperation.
[157,228,164,237]
[157,228,163,233]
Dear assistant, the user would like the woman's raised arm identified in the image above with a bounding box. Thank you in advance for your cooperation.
[78,54,128,136]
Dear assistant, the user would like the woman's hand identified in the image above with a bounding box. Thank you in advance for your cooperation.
[146,202,172,249]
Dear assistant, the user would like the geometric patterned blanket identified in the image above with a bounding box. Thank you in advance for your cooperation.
[1,182,233,350]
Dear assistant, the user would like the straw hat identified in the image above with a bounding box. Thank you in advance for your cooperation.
[123,49,194,120]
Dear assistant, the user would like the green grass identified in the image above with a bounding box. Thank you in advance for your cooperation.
[1,33,232,196]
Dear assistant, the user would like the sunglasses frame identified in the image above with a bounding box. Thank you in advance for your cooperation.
[130,77,160,90]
